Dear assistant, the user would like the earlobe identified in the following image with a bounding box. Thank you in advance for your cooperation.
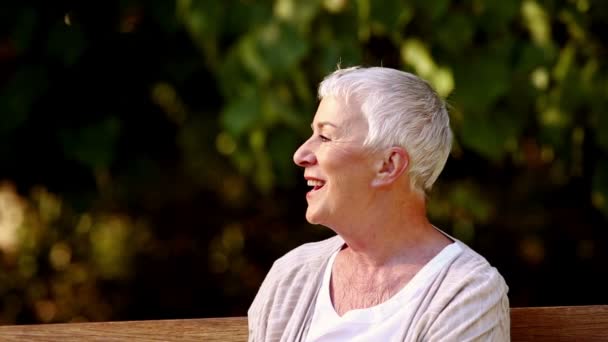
[371,147,409,187]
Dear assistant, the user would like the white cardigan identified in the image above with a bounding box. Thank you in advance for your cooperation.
[248,235,510,342]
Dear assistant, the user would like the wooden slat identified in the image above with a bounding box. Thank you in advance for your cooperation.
[1,306,607,341]
[511,305,608,342]
[0,317,248,342]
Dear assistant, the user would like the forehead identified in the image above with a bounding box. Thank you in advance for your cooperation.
[312,97,366,129]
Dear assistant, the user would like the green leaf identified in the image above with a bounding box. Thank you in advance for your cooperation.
[315,9,362,68]
[452,55,511,114]
[178,0,222,38]
[222,1,273,37]
[517,43,558,73]
[274,0,321,30]
[255,21,309,78]
[268,128,300,187]
[459,109,525,161]
[370,0,413,34]
[460,114,505,161]
[221,89,261,137]
[317,40,361,73]
[435,13,474,54]
[479,0,519,33]
[217,48,255,98]
[225,21,309,85]
[414,0,449,21]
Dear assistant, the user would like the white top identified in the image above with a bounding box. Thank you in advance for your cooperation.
[248,235,510,342]
[305,243,463,342]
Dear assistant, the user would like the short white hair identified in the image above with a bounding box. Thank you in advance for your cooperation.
[318,66,452,194]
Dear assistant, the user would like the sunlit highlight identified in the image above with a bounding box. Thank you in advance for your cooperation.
[531,67,549,90]
[0,182,25,253]
[216,132,237,155]
[401,39,454,97]
[522,0,551,45]
[323,0,348,13]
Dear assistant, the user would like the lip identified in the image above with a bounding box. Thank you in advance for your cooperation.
[305,176,325,181]
[304,176,326,197]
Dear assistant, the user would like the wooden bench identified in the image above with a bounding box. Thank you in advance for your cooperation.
[0,305,606,341]
[510,305,608,341]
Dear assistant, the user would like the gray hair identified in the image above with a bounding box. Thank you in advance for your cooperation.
[318,66,452,194]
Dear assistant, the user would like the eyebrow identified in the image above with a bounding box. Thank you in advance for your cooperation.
[311,121,338,130]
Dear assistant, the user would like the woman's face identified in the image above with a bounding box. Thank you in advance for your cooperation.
[293,97,378,227]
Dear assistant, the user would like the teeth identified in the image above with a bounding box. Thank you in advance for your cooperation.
[307,180,325,187]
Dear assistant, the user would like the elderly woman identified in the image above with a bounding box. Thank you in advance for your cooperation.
[248,67,510,341]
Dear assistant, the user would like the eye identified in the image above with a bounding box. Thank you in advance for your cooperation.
[319,135,330,142]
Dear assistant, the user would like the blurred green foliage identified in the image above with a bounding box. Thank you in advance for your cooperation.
[1,0,607,324]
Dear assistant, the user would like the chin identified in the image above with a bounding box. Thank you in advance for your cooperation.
[305,208,322,225]
[306,210,336,229]
[305,212,317,224]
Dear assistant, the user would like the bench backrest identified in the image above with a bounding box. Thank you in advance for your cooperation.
[510,305,608,341]
[0,305,606,341]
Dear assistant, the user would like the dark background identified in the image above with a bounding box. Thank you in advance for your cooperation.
[1,0,607,324]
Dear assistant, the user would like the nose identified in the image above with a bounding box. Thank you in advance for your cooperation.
[293,138,316,167]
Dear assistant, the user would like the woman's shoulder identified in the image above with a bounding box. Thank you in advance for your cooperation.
[452,240,503,272]
[442,239,509,295]
[435,229,503,276]
[271,235,344,272]
[422,241,510,340]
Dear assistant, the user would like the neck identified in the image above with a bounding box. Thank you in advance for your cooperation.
[331,189,451,267]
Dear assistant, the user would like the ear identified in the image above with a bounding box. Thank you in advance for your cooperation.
[371,147,409,188]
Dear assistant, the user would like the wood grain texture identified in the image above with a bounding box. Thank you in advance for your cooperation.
[511,305,608,342]
[1,306,607,341]
[0,317,248,342]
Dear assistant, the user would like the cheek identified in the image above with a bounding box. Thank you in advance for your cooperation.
[320,149,351,175]
[324,149,374,186]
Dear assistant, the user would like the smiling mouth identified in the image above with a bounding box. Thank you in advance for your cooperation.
[307,179,326,191]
